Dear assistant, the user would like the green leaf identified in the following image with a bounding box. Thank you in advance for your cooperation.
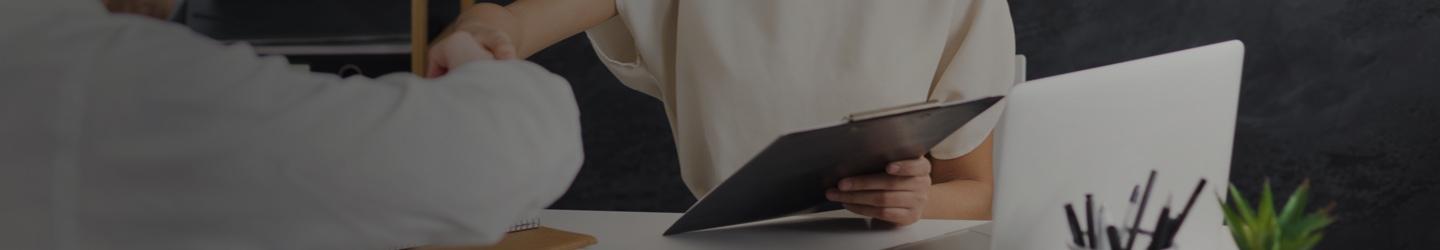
[1295,232,1324,250]
[1286,212,1334,238]
[1219,196,1249,250]
[1258,180,1278,248]
[1277,180,1311,230]
[1239,222,1262,250]
[1220,180,1333,250]
[1229,184,1257,224]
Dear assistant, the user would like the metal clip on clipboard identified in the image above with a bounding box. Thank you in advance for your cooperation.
[845,100,944,122]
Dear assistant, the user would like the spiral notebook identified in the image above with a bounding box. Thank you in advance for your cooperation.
[508,216,541,232]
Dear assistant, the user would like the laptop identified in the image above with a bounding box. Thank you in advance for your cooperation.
[991,40,1245,249]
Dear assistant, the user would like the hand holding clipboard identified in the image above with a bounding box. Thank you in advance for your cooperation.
[664,97,1003,235]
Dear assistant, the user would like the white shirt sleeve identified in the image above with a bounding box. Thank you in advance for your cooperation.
[4,4,582,248]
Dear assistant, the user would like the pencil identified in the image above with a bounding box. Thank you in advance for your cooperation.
[1086,194,1097,249]
[1065,204,1085,247]
[1126,170,1157,250]
[1167,179,1207,248]
[1107,226,1123,250]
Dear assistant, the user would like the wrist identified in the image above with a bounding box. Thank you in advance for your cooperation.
[451,3,524,50]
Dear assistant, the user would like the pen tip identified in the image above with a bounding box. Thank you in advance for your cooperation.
[1130,185,1139,201]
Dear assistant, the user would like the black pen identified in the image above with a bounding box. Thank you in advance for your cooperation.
[1107,226,1123,250]
[1123,185,1139,229]
[1065,204,1085,247]
[1149,207,1171,250]
[1126,170,1157,250]
[1086,194,1097,249]
[1167,178,1208,248]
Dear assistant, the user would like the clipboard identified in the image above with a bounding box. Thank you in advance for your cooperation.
[663,96,1004,235]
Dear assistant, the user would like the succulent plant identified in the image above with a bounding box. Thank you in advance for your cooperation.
[1218,180,1334,250]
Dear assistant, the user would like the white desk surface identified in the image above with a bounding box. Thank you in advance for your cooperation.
[539,209,992,250]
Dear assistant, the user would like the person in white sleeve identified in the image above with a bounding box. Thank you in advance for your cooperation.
[0,0,584,249]
[440,0,1017,225]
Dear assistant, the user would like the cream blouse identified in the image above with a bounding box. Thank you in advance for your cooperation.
[586,0,1016,197]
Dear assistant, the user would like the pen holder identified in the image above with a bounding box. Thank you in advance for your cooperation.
[1066,241,1176,250]
[1062,225,1180,250]
[1061,171,1202,250]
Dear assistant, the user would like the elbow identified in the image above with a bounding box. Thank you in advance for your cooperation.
[528,61,584,167]
[516,61,586,201]
[440,60,586,201]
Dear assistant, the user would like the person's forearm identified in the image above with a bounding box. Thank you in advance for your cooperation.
[452,0,616,58]
[923,134,996,220]
[924,179,994,219]
[506,0,616,57]
[70,11,584,245]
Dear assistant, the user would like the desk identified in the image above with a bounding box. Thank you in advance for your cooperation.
[539,209,993,250]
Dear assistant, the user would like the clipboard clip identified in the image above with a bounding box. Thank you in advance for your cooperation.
[845,100,943,122]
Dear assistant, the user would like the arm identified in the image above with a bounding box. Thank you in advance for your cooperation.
[439,0,615,59]
[428,0,615,76]
[502,0,618,58]
[69,14,582,248]
[924,134,995,219]
[918,0,1013,220]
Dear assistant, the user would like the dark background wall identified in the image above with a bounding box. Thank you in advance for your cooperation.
[519,0,1440,249]
[1005,0,1440,249]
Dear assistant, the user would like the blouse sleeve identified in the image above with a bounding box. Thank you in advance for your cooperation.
[584,0,676,100]
[927,0,1018,159]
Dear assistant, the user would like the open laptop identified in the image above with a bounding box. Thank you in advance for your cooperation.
[991,40,1245,249]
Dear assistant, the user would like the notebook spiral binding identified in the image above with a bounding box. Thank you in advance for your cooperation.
[508,217,541,232]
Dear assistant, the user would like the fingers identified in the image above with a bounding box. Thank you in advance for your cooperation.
[425,31,494,78]
[842,204,920,226]
[829,177,928,226]
[837,173,930,191]
[426,47,448,78]
[832,158,931,191]
[886,157,931,177]
[825,157,932,225]
[827,189,927,208]
[441,33,495,64]
[475,30,518,60]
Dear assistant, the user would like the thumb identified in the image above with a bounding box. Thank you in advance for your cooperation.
[440,32,494,69]
[427,31,494,78]
[427,47,448,78]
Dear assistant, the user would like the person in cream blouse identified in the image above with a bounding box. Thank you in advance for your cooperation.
[436,0,1015,225]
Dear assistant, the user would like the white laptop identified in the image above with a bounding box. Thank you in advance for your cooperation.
[992,40,1245,250]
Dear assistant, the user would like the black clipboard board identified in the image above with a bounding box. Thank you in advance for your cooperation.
[664,96,1004,235]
